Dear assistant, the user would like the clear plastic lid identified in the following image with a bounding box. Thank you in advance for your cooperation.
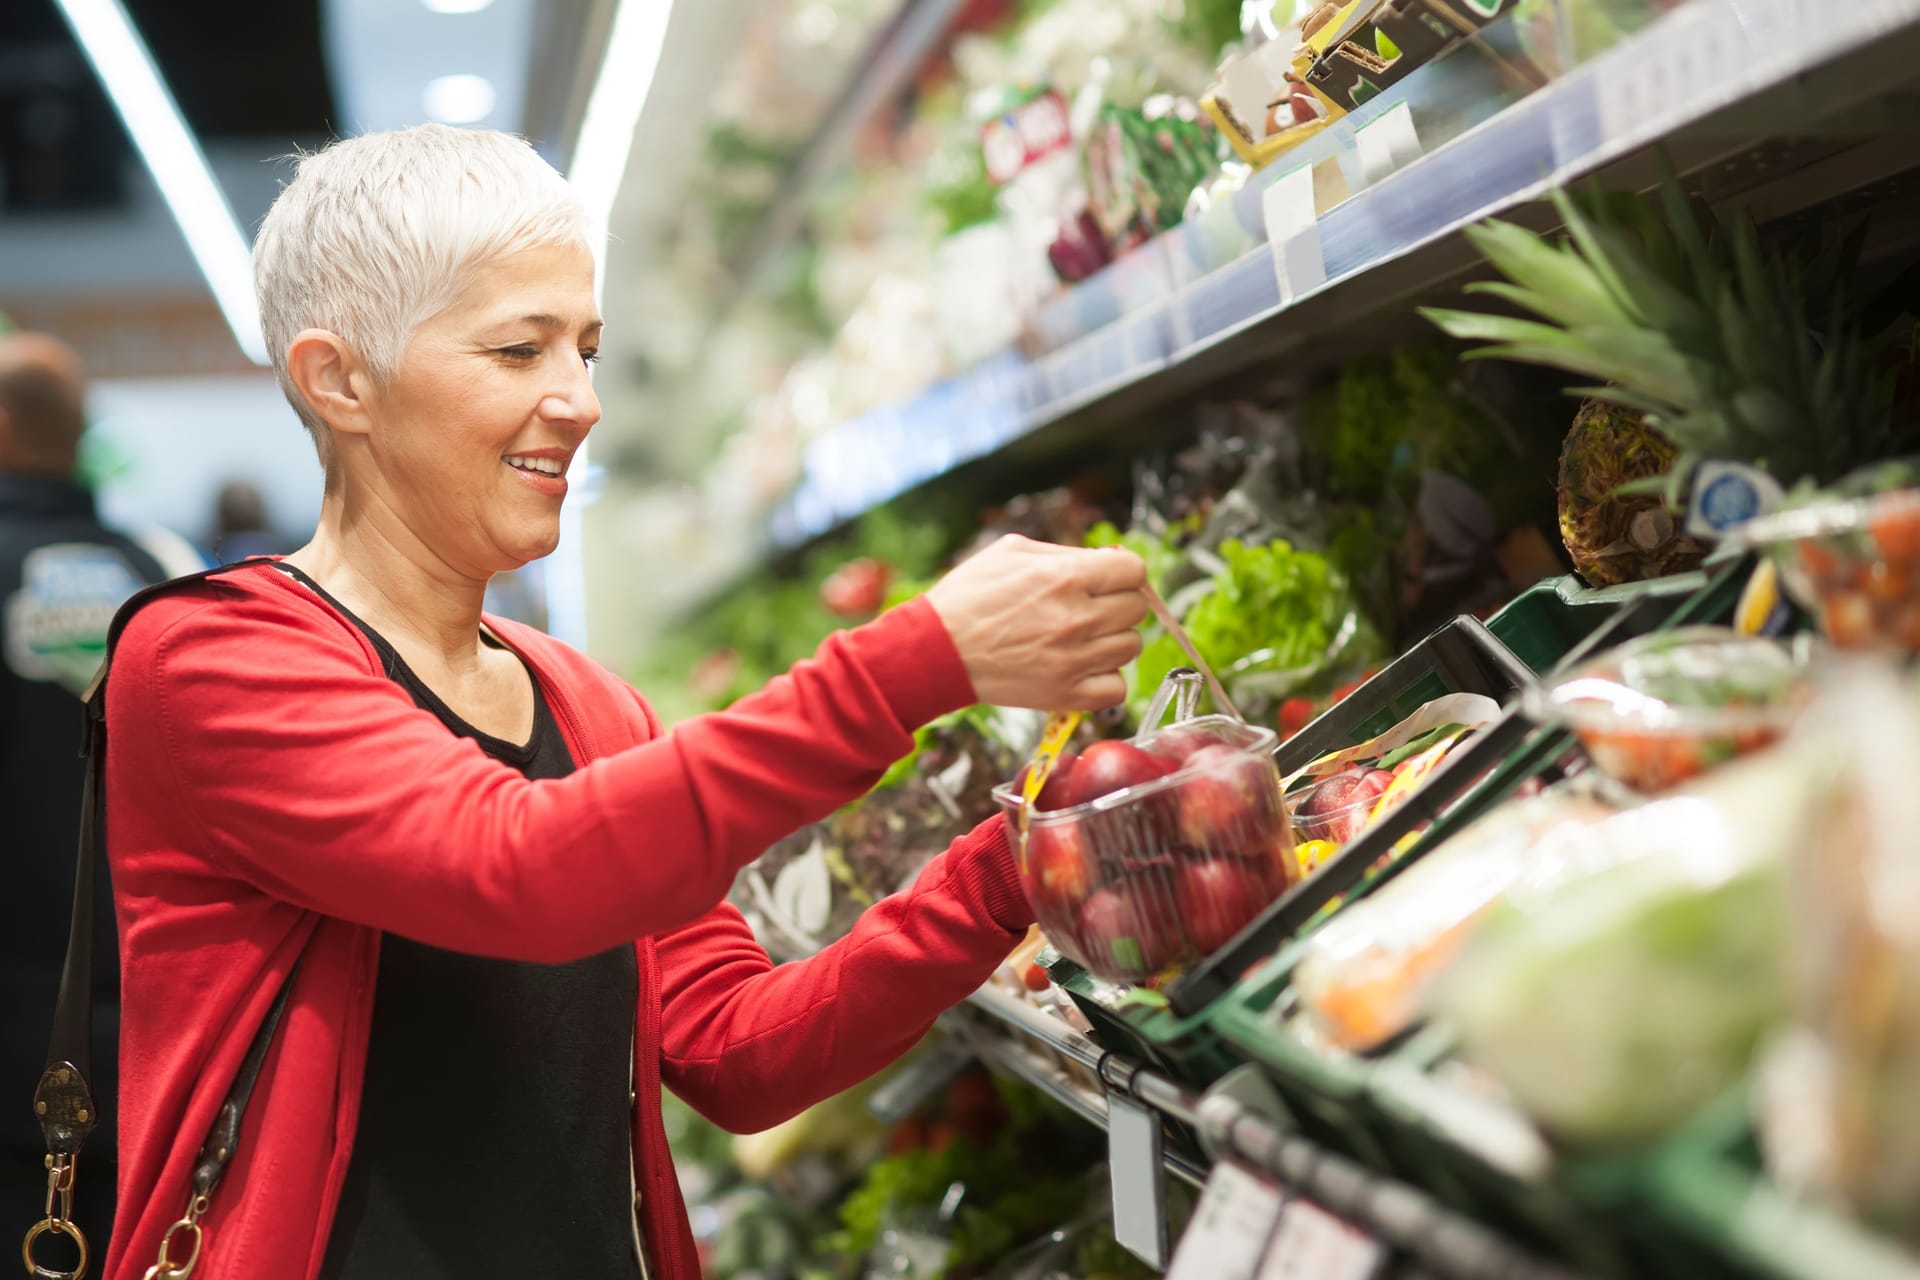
[1525,627,1809,738]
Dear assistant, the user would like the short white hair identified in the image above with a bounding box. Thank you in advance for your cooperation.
[253,124,593,450]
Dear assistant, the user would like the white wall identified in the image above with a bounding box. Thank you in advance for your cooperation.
[87,373,322,548]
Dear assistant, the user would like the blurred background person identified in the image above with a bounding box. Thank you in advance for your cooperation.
[209,478,287,564]
[0,331,174,1258]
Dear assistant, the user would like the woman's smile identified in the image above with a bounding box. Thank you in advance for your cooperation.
[503,448,571,499]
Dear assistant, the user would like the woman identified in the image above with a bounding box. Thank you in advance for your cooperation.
[100,125,1146,1279]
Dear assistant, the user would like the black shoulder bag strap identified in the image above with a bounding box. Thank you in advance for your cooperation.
[23,566,305,1280]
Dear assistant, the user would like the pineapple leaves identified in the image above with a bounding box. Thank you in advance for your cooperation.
[1459,221,1629,328]
[1430,170,1905,494]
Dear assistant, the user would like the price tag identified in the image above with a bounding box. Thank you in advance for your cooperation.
[1261,163,1327,308]
[1257,1199,1386,1280]
[1354,100,1421,187]
[1166,1161,1285,1280]
[1109,1095,1170,1268]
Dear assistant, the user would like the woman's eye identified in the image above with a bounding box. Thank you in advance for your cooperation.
[498,345,540,360]
[581,350,600,366]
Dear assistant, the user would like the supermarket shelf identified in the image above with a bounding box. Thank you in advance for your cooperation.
[768,0,1920,549]
[726,0,971,290]
[959,986,1582,1280]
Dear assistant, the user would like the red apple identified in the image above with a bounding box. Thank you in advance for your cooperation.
[1076,883,1179,980]
[1067,740,1172,807]
[1175,745,1285,854]
[1315,768,1395,843]
[1012,751,1080,812]
[1175,858,1276,955]
[1023,819,1094,919]
[1249,831,1302,893]
[1297,767,1390,844]
[1143,723,1229,765]
[820,558,891,617]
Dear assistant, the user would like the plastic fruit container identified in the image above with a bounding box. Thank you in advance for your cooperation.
[1524,627,1808,794]
[993,715,1294,984]
[1290,768,1395,848]
[1742,487,1920,654]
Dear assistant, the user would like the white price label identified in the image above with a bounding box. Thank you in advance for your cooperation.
[1257,1199,1385,1280]
[1354,100,1421,188]
[1166,1162,1285,1280]
[1262,164,1327,309]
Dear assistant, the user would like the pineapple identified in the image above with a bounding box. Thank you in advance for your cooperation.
[1558,399,1707,586]
[1423,179,1914,515]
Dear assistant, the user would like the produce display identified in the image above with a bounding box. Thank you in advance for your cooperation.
[625,9,1920,1265]
[1764,664,1920,1247]
[1438,751,1801,1145]
[1426,178,1920,586]
[1745,477,1920,654]
[1527,627,1810,793]
[1293,788,1615,1052]
[734,706,1034,958]
[995,713,1296,984]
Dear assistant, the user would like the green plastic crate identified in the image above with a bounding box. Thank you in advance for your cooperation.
[1209,947,1403,1175]
[1038,951,1251,1091]
[1650,1100,1920,1280]
[1486,571,1710,674]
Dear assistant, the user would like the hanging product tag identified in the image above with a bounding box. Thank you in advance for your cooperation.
[1257,1198,1386,1280]
[1165,1160,1286,1280]
[1108,1094,1170,1268]
[1262,164,1328,309]
[1354,100,1421,187]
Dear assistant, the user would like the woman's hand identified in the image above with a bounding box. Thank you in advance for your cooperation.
[925,535,1149,711]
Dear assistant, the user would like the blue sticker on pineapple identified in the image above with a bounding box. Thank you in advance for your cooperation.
[4,543,146,695]
[1688,461,1785,539]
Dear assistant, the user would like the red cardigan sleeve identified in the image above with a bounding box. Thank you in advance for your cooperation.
[110,578,973,964]
[656,817,1033,1134]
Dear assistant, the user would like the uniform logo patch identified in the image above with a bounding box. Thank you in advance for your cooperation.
[5,543,146,695]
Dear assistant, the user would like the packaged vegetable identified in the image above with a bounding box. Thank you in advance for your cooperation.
[1439,745,1814,1145]
[994,707,1295,985]
[1286,692,1499,853]
[1295,789,1616,1052]
[1526,627,1810,793]
[1762,662,1920,1244]
[1743,481,1920,655]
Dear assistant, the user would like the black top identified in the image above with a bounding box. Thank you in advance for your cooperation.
[270,565,644,1280]
[0,474,166,1237]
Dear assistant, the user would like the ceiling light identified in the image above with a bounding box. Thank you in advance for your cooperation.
[49,0,268,366]
[423,73,497,125]
[421,0,495,12]
[570,0,676,255]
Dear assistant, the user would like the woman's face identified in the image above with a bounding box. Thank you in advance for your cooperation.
[360,240,602,576]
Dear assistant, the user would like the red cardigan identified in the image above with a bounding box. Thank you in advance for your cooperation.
[100,562,1031,1279]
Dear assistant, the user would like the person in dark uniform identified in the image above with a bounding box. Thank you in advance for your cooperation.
[0,332,165,1260]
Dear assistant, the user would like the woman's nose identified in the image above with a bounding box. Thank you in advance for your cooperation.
[540,357,602,434]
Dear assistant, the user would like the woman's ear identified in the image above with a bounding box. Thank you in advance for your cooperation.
[286,329,373,438]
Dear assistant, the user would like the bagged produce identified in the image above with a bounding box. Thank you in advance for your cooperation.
[994,677,1296,984]
[1743,471,1920,655]
[1526,627,1811,794]
[1761,662,1920,1244]
[1438,743,1815,1144]
[1295,789,1615,1052]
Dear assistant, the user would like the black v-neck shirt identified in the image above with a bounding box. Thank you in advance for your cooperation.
[271,566,644,1280]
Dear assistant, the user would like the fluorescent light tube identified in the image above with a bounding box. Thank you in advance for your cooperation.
[569,0,676,257]
[547,0,676,650]
[51,0,269,367]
